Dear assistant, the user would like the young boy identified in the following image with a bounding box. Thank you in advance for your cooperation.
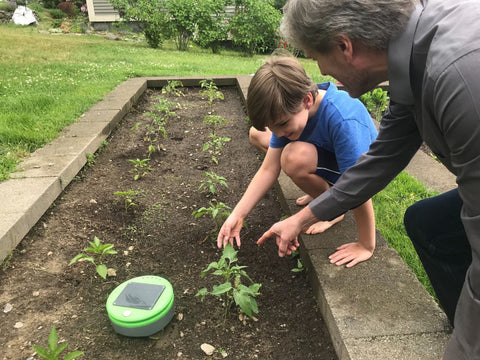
[217,56,378,267]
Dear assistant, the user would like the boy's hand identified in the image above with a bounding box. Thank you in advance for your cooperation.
[328,242,374,268]
[217,214,243,249]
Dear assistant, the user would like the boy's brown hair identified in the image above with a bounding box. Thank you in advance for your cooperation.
[247,56,318,130]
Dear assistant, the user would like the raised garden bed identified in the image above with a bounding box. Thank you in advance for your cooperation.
[0,82,337,359]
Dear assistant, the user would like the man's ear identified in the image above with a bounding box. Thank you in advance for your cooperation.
[334,34,354,64]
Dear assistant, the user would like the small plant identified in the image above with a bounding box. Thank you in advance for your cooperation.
[113,190,140,212]
[196,243,261,318]
[199,171,228,196]
[69,236,117,279]
[33,326,84,360]
[85,153,95,168]
[128,158,152,180]
[291,258,304,273]
[192,200,231,242]
[199,79,224,104]
[204,114,227,132]
[161,80,184,97]
[202,134,231,164]
[359,88,389,122]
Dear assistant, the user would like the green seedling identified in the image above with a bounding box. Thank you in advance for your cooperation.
[192,201,232,242]
[199,171,228,196]
[113,190,139,212]
[85,153,95,168]
[204,114,227,134]
[161,80,184,97]
[192,201,231,229]
[153,97,177,117]
[128,158,152,180]
[69,236,117,279]
[202,134,231,164]
[196,243,261,318]
[291,258,304,273]
[199,79,224,105]
[32,326,83,360]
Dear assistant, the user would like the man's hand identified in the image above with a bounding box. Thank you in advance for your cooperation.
[257,207,317,257]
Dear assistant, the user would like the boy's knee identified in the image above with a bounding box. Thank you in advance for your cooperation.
[281,142,314,175]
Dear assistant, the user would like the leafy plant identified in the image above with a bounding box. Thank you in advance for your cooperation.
[33,326,83,360]
[194,0,229,53]
[228,0,282,56]
[69,236,117,279]
[192,200,231,242]
[161,80,184,97]
[202,133,231,164]
[199,79,224,105]
[359,88,389,122]
[128,158,152,180]
[196,243,261,318]
[199,171,228,196]
[113,190,140,212]
[109,0,171,48]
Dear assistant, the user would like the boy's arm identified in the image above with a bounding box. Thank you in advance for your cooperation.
[217,147,283,248]
[328,199,375,267]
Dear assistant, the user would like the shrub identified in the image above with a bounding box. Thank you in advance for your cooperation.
[42,0,63,9]
[57,1,77,17]
[228,0,282,56]
[194,0,229,53]
[48,8,66,19]
[109,0,171,48]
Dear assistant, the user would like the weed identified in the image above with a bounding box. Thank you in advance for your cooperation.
[69,236,117,279]
[32,326,83,360]
[196,243,261,318]
[85,153,95,168]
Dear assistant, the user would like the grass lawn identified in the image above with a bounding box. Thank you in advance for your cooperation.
[0,24,436,298]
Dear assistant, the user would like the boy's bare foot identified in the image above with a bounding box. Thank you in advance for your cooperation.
[305,215,344,234]
[296,194,313,206]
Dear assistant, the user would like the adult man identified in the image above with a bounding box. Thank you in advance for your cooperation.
[257,0,480,358]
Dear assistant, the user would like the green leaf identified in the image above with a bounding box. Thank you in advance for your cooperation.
[32,345,50,359]
[222,243,237,262]
[47,326,58,353]
[69,253,87,266]
[63,351,84,360]
[96,264,107,279]
[211,282,232,296]
[195,288,208,299]
[52,343,68,358]
[233,290,255,317]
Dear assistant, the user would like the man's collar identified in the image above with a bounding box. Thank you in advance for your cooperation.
[387,2,424,105]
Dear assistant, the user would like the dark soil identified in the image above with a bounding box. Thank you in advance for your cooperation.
[0,86,337,359]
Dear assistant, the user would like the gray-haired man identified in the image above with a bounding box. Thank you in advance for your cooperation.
[257,1,480,358]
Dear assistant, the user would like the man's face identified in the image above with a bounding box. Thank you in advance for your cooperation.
[308,50,377,98]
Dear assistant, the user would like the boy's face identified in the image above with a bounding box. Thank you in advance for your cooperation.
[269,101,310,140]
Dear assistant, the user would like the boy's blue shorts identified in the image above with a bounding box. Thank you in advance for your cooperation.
[315,146,341,185]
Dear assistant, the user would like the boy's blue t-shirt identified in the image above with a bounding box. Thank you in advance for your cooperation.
[269,82,378,174]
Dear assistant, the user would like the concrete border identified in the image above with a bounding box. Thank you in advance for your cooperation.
[0,76,454,359]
